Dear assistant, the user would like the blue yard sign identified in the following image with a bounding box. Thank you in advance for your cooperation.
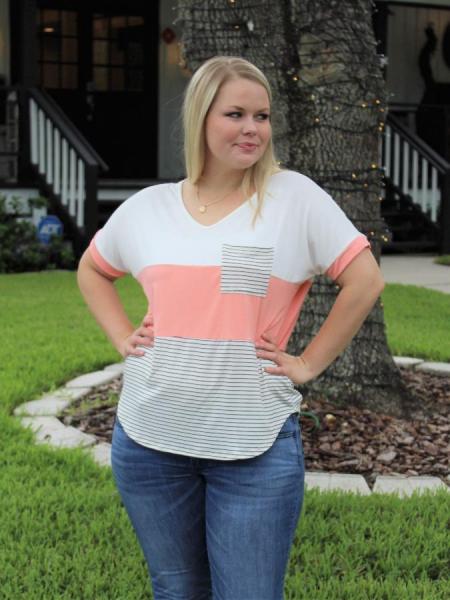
[37,215,63,244]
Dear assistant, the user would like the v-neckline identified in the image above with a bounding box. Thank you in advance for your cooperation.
[177,179,255,230]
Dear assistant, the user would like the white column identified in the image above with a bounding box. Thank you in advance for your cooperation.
[29,99,38,165]
[54,128,61,194]
[384,125,391,178]
[421,158,428,214]
[38,109,45,174]
[46,118,53,185]
[393,132,400,186]
[77,159,85,228]
[411,149,418,206]
[430,167,438,222]
[69,148,76,217]
[61,137,68,206]
[402,140,409,195]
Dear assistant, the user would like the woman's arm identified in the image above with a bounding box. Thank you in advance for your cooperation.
[77,249,152,357]
[299,247,384,377]
[256,248,385,383]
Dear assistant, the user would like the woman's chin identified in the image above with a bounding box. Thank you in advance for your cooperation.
[229,156,260,170]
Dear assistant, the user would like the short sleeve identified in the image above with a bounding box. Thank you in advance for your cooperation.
[307,187,371,281]
[88,200,131,278]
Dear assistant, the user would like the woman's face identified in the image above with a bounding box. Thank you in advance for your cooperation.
[204,77,272,173]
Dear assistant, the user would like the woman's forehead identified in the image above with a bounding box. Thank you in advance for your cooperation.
[213,78,270,106]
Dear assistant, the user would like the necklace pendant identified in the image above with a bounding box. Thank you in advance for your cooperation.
[199,205,207,214]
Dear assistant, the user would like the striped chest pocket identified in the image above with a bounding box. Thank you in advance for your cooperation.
[221,244,274,297]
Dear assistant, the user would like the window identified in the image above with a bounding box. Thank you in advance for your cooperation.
[92,14,144,91]
[37,9,79,90]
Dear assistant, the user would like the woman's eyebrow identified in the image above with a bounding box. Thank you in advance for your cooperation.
[226,105,271,112]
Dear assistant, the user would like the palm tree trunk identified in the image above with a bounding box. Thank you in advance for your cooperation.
[177,0,420,417]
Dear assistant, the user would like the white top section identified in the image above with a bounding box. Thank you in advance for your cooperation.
[94,169,366,283]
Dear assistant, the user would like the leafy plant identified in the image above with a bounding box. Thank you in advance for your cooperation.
[0,195,75,273]
[434,255,450,267]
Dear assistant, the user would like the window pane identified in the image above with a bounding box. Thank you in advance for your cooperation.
[128,16,144,27]
[42,36,60,61]
[93,14,109,38]
[62,38,78,62]
[41,9,59,34]
[61,65,78,89]
[127,69,143,91]
[94,67,108,91]
[111,16,127,39]
[128,42,143,66]
[110,39,125,66]
[42,63,59,88]
[61,11,77,36]
[111,68,125,90]
[93,40,109,65]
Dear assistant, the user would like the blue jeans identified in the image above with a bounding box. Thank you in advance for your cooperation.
[111,413,305,600]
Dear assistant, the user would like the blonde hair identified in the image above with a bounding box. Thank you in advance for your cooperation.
[182,56,282,225]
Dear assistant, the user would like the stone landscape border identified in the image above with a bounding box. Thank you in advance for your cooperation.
[14,357,449,497]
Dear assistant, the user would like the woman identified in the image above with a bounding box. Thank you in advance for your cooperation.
[77,56,384,600]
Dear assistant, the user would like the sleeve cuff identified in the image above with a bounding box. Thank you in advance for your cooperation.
[88,234,127,278]
[325,235,371,281]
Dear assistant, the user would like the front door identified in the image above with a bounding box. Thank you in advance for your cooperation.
[36,0,158,178]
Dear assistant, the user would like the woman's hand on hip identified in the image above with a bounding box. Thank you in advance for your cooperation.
[255,333,315,385]
[119,314,154,358]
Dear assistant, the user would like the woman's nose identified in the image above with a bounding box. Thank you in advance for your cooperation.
[241,117,257,135]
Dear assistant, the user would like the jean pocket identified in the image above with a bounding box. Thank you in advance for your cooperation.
[277,430,295,439]
[275,413,297,439]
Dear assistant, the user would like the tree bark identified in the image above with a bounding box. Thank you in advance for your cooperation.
[177,0,420,417]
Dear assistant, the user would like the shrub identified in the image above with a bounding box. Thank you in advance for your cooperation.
[0,195,76,273]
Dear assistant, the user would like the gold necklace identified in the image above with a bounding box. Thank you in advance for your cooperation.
[195,183,240,214]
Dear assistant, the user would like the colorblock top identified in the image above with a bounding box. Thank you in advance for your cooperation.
[88,169,371,460]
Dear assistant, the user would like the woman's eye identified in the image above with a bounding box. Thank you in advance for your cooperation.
[225,112,270,120]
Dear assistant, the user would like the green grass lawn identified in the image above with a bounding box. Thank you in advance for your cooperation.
[1,271,449,599]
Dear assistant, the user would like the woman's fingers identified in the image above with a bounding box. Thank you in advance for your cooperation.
[264,365,285,375]
[136,326,154,341]
[255,348,278,362]
[126,345,146,357]
[133,325,154,345]
[256,335,280,362]
[123,324,155,357]
[255,339,277,352]
[142,314,154,327]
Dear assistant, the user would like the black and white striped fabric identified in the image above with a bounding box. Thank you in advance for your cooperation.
[117,336,301,460]
[221,244,274,297]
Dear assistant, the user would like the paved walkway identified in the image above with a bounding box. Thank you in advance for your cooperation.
[380,253,450,294]
[14,362,449,498]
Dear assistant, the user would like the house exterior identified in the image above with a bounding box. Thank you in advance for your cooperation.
[1,0,449,255]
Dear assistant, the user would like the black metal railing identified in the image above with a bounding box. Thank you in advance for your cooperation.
[381,112,450,253]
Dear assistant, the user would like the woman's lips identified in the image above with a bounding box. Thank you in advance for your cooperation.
[236,143,258,150]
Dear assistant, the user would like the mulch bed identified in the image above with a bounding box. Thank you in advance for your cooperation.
[60,367,449,489]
